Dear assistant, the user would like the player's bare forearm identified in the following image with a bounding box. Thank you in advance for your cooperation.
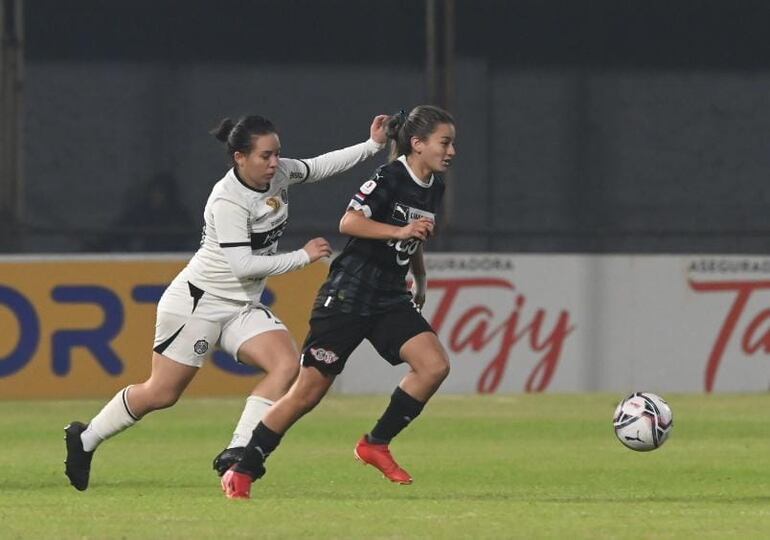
[410,244,426,277]
[409,244,427,308]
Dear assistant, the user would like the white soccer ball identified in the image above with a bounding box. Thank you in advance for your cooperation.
[613,392,673,451]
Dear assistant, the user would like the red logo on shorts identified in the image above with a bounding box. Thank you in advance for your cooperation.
[310,347,338,364]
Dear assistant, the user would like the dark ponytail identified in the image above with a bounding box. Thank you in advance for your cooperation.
[210,115,277,164]
[386,105,455,160]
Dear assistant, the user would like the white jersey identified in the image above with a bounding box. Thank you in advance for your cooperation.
[181,138,383,303]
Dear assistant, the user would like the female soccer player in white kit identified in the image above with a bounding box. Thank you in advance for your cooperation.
[64,113,388,491]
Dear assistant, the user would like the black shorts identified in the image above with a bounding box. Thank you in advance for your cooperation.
[300,302,434,376]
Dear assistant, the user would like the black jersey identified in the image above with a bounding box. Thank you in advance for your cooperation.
[313,156,445,316]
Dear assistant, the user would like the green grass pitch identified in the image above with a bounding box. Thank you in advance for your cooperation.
[2,394,770,539]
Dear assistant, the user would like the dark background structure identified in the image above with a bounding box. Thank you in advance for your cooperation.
[3,0,770,254]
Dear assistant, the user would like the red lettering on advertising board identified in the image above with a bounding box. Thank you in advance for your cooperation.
[427,279,574,393]
[689,280,770,392]
[742,310,770,354]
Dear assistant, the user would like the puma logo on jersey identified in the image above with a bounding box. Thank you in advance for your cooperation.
[392,203,409,222]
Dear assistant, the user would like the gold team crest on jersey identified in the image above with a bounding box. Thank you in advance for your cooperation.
[265,189,287,212]
[265,197,281,211]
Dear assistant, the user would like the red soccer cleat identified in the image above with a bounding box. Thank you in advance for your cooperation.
[354,435,413,485]
[221,466,252,499]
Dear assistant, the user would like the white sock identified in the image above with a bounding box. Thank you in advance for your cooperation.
[228,395,274,448]
[81,386,139,452]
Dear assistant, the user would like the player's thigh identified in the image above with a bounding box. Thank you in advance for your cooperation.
[146,351,199,397]
[399,331,450,377]
[368,304,442,368]
[220,304,295,370]
[236,329,299,371]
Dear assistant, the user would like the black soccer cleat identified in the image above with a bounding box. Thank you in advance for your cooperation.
[212,446,245,477]
[64,421,94,491]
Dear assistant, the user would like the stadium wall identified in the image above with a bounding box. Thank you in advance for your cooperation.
[21,61,770,254]
[2,253,770,399]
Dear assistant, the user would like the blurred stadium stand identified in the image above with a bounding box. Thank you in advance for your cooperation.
[4,0,770,254]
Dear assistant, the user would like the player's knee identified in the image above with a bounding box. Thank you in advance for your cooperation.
[440,359,451,380]
[424,355,450,384]
[433,360,451,383]
[148,386,182,410]
[271,359,300,388]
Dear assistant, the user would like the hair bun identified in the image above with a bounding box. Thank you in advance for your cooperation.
[211,118,235,142]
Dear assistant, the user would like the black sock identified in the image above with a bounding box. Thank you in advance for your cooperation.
[235,422,282,479]
[368,387,425,444]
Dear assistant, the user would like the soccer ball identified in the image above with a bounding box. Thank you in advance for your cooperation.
[613,392,673,451]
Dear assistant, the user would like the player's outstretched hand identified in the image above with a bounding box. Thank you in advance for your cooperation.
[397,218,434,241]
[369,115,389,145]
[303,237,332,262]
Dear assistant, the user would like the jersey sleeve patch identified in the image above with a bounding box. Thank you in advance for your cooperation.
[359,179,377,195]
[349,167,391,218]
[348,199,372,218]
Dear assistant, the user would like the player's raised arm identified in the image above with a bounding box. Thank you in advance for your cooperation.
[282,115,389,185]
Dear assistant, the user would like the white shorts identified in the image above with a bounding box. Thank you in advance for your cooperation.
[154,277,288,368]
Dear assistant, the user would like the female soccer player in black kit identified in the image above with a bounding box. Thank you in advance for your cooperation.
[221,105,456,499]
